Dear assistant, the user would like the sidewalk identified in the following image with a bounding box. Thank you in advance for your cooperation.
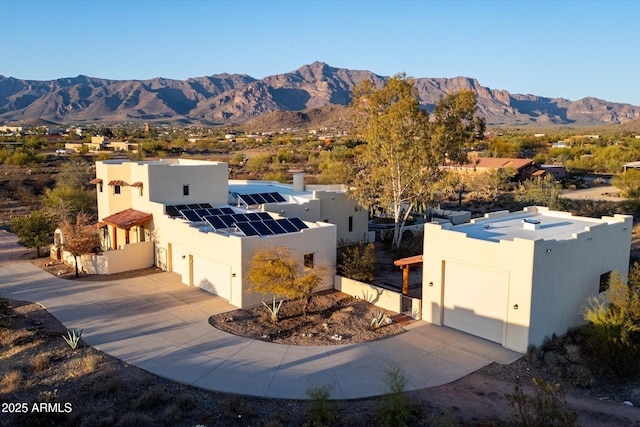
[0,232,521,399]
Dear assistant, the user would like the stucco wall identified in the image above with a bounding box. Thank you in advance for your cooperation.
[335,275,422,319]
[528,214,632,346]
[422,208,632,353]
[61,240,154,275]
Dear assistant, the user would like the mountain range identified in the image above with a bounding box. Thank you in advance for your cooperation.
[1,62,638,128]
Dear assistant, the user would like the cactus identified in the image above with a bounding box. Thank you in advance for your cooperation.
[371,311,387,329]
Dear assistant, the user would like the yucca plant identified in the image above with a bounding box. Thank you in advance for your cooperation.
[62,328,83,350]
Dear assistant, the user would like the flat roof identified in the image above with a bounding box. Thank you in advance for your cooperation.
[450,210,604,243]
[228,181,308,197]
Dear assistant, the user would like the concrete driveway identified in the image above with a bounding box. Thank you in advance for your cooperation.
[0,231,521,399]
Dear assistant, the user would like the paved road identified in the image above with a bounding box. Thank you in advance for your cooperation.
[0,231,521,399]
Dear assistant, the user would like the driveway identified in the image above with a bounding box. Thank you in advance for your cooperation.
[0,231,521,399]
[561,185,622,202]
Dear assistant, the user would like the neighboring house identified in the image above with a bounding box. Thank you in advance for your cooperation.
[421,206,632,353]
[89,159,337,308]
[229,173,371,245]
[623,161,640,172]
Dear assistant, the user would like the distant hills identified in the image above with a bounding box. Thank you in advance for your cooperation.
[1,62,639,128]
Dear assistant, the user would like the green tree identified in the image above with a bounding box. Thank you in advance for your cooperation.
[350,75,481,249]
[246,246,323,322]
[61,213,100,277]
[613,169,640,199]
[42,185,96,222]
[10,210,57,257]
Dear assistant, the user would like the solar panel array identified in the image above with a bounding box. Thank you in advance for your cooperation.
[238,192,286,206]
[166,203,215,217]
[166,200,309,237]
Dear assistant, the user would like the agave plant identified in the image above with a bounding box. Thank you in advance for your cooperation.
[62,328,84,350]
[371,311,387,329]
[262,296,284,323]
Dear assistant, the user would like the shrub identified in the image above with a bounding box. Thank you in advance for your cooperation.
[31,353,51,373]
[505,377,578,426]
[305,383,335,426]
[375,367,416,427]
[1,369,23,394]
[337,242,375,283]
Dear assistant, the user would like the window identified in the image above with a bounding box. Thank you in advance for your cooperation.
[348,215,353,232]
[114,185,121,195]
[183,185,189,196]
[304,253,314,270]
[599,271,612,293]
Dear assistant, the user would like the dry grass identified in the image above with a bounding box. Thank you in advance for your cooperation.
[31,352,51,373]
[1,369,23,394]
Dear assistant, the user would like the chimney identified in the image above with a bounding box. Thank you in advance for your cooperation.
[293,172,305,192]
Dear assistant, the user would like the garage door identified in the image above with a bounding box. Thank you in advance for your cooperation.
[443,261,508,344]
[191,255,231,300]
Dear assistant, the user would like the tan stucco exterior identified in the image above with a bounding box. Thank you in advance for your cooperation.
[422,206,632,353]
[93,159,336,308]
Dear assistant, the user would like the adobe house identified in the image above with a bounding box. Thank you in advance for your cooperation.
[88,159,337,308]
[421,206,632,353]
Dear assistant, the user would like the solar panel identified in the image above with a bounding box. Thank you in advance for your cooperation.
[181,210,202,222]
[175,204,188,211]
[187,204,201,210]
[244,212,261,221]
[199,203,212,209]
[236,222,260,236]
[218,215,236,228]
[206,208,223,216]
[195,208,209,218]
[263,219,287,234]
[256,212,272,220]
[220,207,235,215]
[166,206,180,217]
[231,213,249,223]
[238,194,257,205]
[277,218,298,232]
[251,221,273,236]
[204,215,226,229]
[288,217,308,230]
[270,192,286,202]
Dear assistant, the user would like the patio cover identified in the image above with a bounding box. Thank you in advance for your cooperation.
[102,208,152,230]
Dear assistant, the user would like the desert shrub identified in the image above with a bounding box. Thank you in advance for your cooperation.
[83,353,102,372]
[31,353,51,373]
[263,169,287,183]
[246,154,273,173]
[375,367,416,427]
[582,269,640,379]
[1,369,23,394]
[91,369,123,397]
[132,386,171,410]
[337,242,375,283]
[305,383,335,426]
[505,377,578,427]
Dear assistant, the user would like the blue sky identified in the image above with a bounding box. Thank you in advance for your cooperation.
[2,0,639,105]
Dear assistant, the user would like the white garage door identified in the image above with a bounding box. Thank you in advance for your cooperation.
[192,255,231,300]
[443,261,508,344]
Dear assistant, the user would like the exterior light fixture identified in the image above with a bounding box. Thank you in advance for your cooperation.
[428,281,434,287]
[513,304,519,310]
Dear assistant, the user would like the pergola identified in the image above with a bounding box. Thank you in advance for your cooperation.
[101,208,152,249]
[394,254,423,295]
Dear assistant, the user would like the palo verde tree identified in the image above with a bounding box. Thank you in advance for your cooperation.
[61,213,100,277]
[350,75,481,249]
[246,246,323,322]
[10,209,57,257]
